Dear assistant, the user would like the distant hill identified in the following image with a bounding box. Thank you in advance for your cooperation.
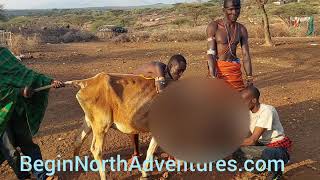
[5,3,174,17]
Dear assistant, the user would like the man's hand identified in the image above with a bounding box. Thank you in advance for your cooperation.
[155,77,166,93]
[241,137,255,146]
[246,76,253,87]
[246,80,253,87]
[21,87,34,98]
[51,80,65,88]
[241,127,265,146]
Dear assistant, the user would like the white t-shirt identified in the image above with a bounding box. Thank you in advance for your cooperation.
[249,104,285,144]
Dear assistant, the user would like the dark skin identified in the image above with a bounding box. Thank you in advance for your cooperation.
[132,61,167,93]
[240,89,266,146]
[207,1,253,85]
[131,60,186,158]
[132,61,186,92]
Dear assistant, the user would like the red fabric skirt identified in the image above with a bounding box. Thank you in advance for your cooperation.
[216,60,245,91]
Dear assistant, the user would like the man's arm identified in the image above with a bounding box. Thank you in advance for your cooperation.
[154,62,167,93]
[241,127,266,146]
[240,25,253,86]
[133,62,166,93]
[206,21,218,78]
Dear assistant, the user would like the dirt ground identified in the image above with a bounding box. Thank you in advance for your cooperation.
[0,37,320,180]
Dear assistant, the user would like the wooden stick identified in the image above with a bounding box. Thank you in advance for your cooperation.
[34,85,54,92]
[33,81,73,92]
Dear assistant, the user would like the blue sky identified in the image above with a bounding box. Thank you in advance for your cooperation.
[1,0,200,9]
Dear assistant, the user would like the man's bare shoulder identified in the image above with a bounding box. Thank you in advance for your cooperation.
[237,22,248,32]
[207,19,223,34]
[207,19,223,28]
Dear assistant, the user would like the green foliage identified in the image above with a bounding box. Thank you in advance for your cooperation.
[175,3,219,26]
[6,16,32,26]
[271,2,318,17]
[2,1,318,34]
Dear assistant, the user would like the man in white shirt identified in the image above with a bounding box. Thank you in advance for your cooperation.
[237,86,292,180]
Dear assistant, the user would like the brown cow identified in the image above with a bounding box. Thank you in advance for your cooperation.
[68,72,166,179]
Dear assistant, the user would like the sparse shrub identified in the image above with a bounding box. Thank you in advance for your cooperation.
[62,30,96,43]
[111,34,131,43]
[11,34,27,54]
[149,28,206,42]
[130,31,150,42]
[37,27,96,43]
[288,26,309,37]
[247,24,265,38]
[172,18,192,26]
[11,34,41,54]
[270,23,290,37]
[26,34,42,50]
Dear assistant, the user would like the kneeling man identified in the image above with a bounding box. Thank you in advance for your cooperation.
[239,86,292,179]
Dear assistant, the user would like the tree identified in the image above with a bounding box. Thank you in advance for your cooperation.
[255,0,273,46]
[0,4,7,21]
[176,3,212,27]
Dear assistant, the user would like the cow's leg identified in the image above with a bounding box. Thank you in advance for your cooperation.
[91,129,107,180]
[90,111,112,180]
[74,116,92,157]
[141,137,158,178]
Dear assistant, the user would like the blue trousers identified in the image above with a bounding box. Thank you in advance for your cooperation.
[234,145,290,179]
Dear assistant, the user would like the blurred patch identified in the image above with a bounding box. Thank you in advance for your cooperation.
[148,77,250,163]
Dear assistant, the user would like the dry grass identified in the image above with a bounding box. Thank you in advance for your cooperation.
[149,27,206,42]
[247,22,311,39]
[102,26,207,43]
[11,34,41,54]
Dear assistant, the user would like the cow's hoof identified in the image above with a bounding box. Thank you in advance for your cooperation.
[140,172,152,180]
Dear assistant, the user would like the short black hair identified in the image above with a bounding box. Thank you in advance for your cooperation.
[244,86,260,100]
[224,0,241,8]
[168,54,187,69]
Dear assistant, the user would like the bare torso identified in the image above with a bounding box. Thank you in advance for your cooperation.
[132,61,167,79]
[211,19,246,61]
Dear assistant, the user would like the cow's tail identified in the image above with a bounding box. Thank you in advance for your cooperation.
[64,80,85,89]
[65,72,108,89]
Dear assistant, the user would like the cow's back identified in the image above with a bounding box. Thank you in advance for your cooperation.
[74,72,158,134]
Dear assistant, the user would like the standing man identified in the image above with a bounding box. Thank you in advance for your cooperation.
[0,47,64,180]
[238,86,292,179]
[130,54,187,161]
[206,0,253,91]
